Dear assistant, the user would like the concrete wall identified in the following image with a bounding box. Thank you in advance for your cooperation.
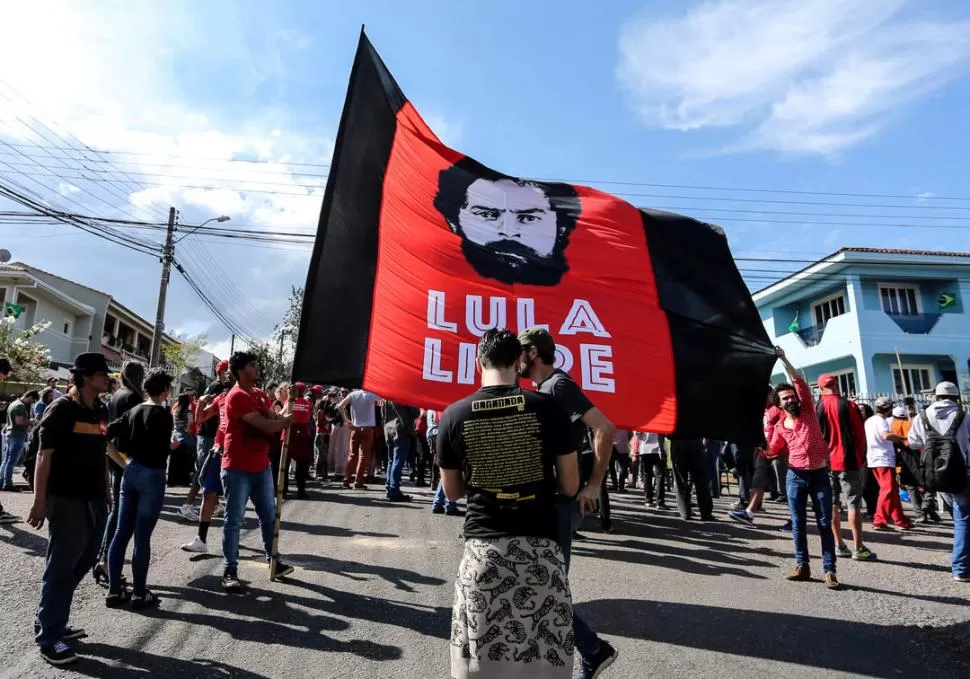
[25,267,110,354]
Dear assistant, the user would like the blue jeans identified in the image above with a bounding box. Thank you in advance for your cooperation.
[951,483,970,578]
[221,466,276,572]
[432,483,457,512]
[107,461,166,596]
[35,496,106,648]
[0,432,27,487]
[386,437,410,497]
[554,500,600,661]
[786,468,836,573]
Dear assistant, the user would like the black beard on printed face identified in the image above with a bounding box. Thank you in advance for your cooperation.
[460,237,568,286]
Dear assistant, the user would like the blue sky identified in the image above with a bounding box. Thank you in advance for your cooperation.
[1,0,969,358]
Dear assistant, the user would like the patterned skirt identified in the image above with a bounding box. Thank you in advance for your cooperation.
[450,536,573,679]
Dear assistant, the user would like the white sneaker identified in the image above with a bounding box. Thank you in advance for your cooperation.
[178,504,200,523]
[212,503,225,518]
[180,536,208,553]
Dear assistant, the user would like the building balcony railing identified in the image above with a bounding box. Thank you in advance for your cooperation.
[885,312,942,335]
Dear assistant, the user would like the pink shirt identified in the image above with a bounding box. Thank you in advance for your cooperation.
[768,377,829,471]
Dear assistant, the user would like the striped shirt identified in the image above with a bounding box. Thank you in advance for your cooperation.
[768,377,829,471]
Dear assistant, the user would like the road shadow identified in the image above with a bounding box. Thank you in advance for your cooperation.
[286,553,447,591]
[578,537,779,569]
[152,577,402,661]
[571,545,769,579]
[278,520,398,540]
[0,521,49,558]
[578,598,970,677]
[69,642,270,679]
[314,492,426,510]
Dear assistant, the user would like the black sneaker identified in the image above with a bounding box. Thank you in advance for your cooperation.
[0,510,20,524]
[62,626,87,641]
[572,531,587,541]
[40,641,77,666]
[221,570,242,590]
[431,505,445,514]
[272,561,295,579]
[387,493,412,502]
[580,640,619,679]
[445,506,465,517]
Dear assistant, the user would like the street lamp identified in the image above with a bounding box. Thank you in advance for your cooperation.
[174,215,231,243]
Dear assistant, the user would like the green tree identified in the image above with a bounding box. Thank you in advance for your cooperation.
[249,340,288,385]
[0,317,52,384]
[274,286,303,355]
[161,333,208,384]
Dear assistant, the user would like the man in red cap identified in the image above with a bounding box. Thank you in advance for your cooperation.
[282,383,313,499]
[815,373,876,562]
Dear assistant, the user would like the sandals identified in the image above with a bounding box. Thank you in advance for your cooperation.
[105,589,132,609]
[131,590,161,610]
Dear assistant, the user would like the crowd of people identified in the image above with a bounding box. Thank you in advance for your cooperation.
[1,329,968,677]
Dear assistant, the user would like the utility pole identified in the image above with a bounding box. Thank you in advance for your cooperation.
[230,333,236,355]
[150,207,177,367]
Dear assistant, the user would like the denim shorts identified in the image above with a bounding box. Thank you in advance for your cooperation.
[830,470,863,508]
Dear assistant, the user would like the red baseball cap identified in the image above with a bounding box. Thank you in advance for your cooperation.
[311,385,324,394]
[817,373,837,389]
[216,359,229,374]
[293,381,306,393]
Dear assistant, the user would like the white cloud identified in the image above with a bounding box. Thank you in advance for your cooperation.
[618,0,970,154]
[915,191,935,203]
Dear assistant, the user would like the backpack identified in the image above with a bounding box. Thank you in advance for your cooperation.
[918,410,968,494]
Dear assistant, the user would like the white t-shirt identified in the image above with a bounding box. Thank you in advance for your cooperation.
[346,390,378,427]
[865,415,896,468]
[635,432,661,456]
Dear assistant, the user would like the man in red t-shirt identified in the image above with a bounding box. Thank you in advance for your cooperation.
[815,374,875,562]
[219,352,293,590]
[282,383,313,499]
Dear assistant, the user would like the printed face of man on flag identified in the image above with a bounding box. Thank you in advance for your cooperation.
[434,164,580,286]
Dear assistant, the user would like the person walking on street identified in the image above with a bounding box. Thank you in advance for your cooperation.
[770,348,841,590]
[518,327,619,679]
[865,397,912,532]
[93,360,146,586]
[382,399,420,502]
[438,329,580,679]
[337,389,379,489]
[634,431,667,509]
[669,438,714,521]
[104,368,176,610]
[0,356,19,524]
[815,373,876,561]
[1,389,39,490]
[907,382,970,581]
[219,352,295,590]
[28,353,112,666]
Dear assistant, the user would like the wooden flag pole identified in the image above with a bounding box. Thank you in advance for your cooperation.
[269,426,291,581]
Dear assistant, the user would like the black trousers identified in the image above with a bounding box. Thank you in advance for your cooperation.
[732,444,755,504]
[639,455,666,504]
[580,453,611,530]
[611,450,630,490]
[285,459,310,497]
[670,440,713,520]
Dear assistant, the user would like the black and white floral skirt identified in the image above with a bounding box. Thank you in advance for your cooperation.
[450,536,573,679]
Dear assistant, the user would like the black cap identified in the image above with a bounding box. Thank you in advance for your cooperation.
[72,352,110,373]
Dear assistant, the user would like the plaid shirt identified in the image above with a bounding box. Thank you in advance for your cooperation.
[768,377,829,471]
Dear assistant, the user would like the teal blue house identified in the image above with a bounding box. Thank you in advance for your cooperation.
[754,248,969,399]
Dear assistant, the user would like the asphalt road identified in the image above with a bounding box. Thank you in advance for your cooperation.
[1,478,969,678]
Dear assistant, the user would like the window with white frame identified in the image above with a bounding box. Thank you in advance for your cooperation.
[833,370,857,397]
[879,284,921,316]
[891,365,934,394]
[813,292,846,326]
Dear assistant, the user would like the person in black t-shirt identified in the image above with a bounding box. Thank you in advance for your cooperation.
[29,352,112,667]
[93,359,146,586]
[437,329,579,679]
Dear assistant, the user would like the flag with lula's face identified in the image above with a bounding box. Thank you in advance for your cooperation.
[293,31,777,443]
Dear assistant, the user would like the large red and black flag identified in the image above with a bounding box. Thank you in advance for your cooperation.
[294,31,776,442]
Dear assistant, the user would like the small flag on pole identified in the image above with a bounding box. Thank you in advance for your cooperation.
[3,302,24,319]
[788,312,800,333]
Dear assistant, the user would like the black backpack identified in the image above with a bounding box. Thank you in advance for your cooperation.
[918,410,968,494]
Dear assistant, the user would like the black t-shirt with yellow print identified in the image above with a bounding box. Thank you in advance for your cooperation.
[436,385,573,543]
[38,394,109,501]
